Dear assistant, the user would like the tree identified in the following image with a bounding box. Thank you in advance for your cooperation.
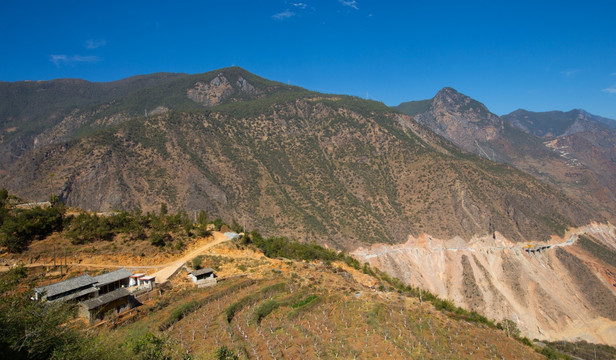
[0,266,84,359]
[498,319,521,338]
[0,206,64,253]
[197,210,208,228]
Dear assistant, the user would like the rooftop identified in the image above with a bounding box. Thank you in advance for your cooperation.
[81,288,131,310]
[190,268,215,277]
[34,274,96,298]
[92,268,133,287]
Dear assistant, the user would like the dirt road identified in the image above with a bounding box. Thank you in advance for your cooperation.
[0,231,232,281]
[151,231,231,283]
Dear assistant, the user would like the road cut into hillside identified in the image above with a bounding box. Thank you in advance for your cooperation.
[352,222,616,346]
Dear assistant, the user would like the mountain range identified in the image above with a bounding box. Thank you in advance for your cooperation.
[1,67,616,344]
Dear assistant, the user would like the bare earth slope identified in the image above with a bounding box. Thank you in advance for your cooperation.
[353,223,616,344]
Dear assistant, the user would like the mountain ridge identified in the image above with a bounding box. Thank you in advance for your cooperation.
[396,87,616,221]
[2,67,616,347]
[0,68,595,249]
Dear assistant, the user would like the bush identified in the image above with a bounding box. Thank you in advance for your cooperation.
[291,294,319,309]
[127,332,173,360]
[252,235,340,262]
[215,346,238,360]
[159,301,199,330]
[0,266,85,359]
[150,232,170,248]
[253,299,280,324]
[191,256,203,270]
[212,218,225,231]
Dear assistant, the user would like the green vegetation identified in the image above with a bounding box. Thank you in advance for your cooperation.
[0,196,64,253]
[253,299,280,324]
[249,231,340,263]
[395,99,431,116]
[215,345,238,360]
[191,256,204,270]
[159,279,255,331]
[224,282,286,323]
[546,339,616,360]
[291,294,319,309]
[0,189,210,252]
[0,266,86,359]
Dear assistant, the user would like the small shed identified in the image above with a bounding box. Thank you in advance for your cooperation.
[138,275,155,290]
[188,268,217,287]
[129,273,145,287]
[79,288,135,323]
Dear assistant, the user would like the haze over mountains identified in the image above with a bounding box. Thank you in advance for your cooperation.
[2,67,616,344]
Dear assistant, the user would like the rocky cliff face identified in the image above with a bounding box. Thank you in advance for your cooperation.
[353,223,616,345]
[399,89,616,221]
[414,87,504,160]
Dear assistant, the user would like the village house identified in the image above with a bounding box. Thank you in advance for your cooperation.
[33,268,158,322]
[188,267,217,287]
[34,274,98,302]
[78,288,136,323]
[92,268,132,294]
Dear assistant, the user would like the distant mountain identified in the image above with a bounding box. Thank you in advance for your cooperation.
[502,108,616,138]
[396,88,616,221]
[2,67,616,345]
[0,68,593,249]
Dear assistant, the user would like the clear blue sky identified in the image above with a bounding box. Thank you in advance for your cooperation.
[1,1,615,118]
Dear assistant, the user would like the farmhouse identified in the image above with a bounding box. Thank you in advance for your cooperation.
[78,288,135,323]
[34,274,97,302]
[92,268,132,294]
[188,267,217,287]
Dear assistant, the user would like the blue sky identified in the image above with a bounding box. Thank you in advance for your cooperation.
[1,1,615,118]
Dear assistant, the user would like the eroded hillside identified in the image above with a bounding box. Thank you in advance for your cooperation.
[353,223,616,345]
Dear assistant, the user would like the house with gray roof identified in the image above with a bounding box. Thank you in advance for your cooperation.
[78,288,136,323]
[34,274,98,302]
[188,267,217,287]
[92,268,133,294]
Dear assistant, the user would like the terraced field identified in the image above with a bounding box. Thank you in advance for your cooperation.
[112,254,542,360]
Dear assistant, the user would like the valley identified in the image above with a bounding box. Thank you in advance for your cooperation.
[1,67,616,357]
